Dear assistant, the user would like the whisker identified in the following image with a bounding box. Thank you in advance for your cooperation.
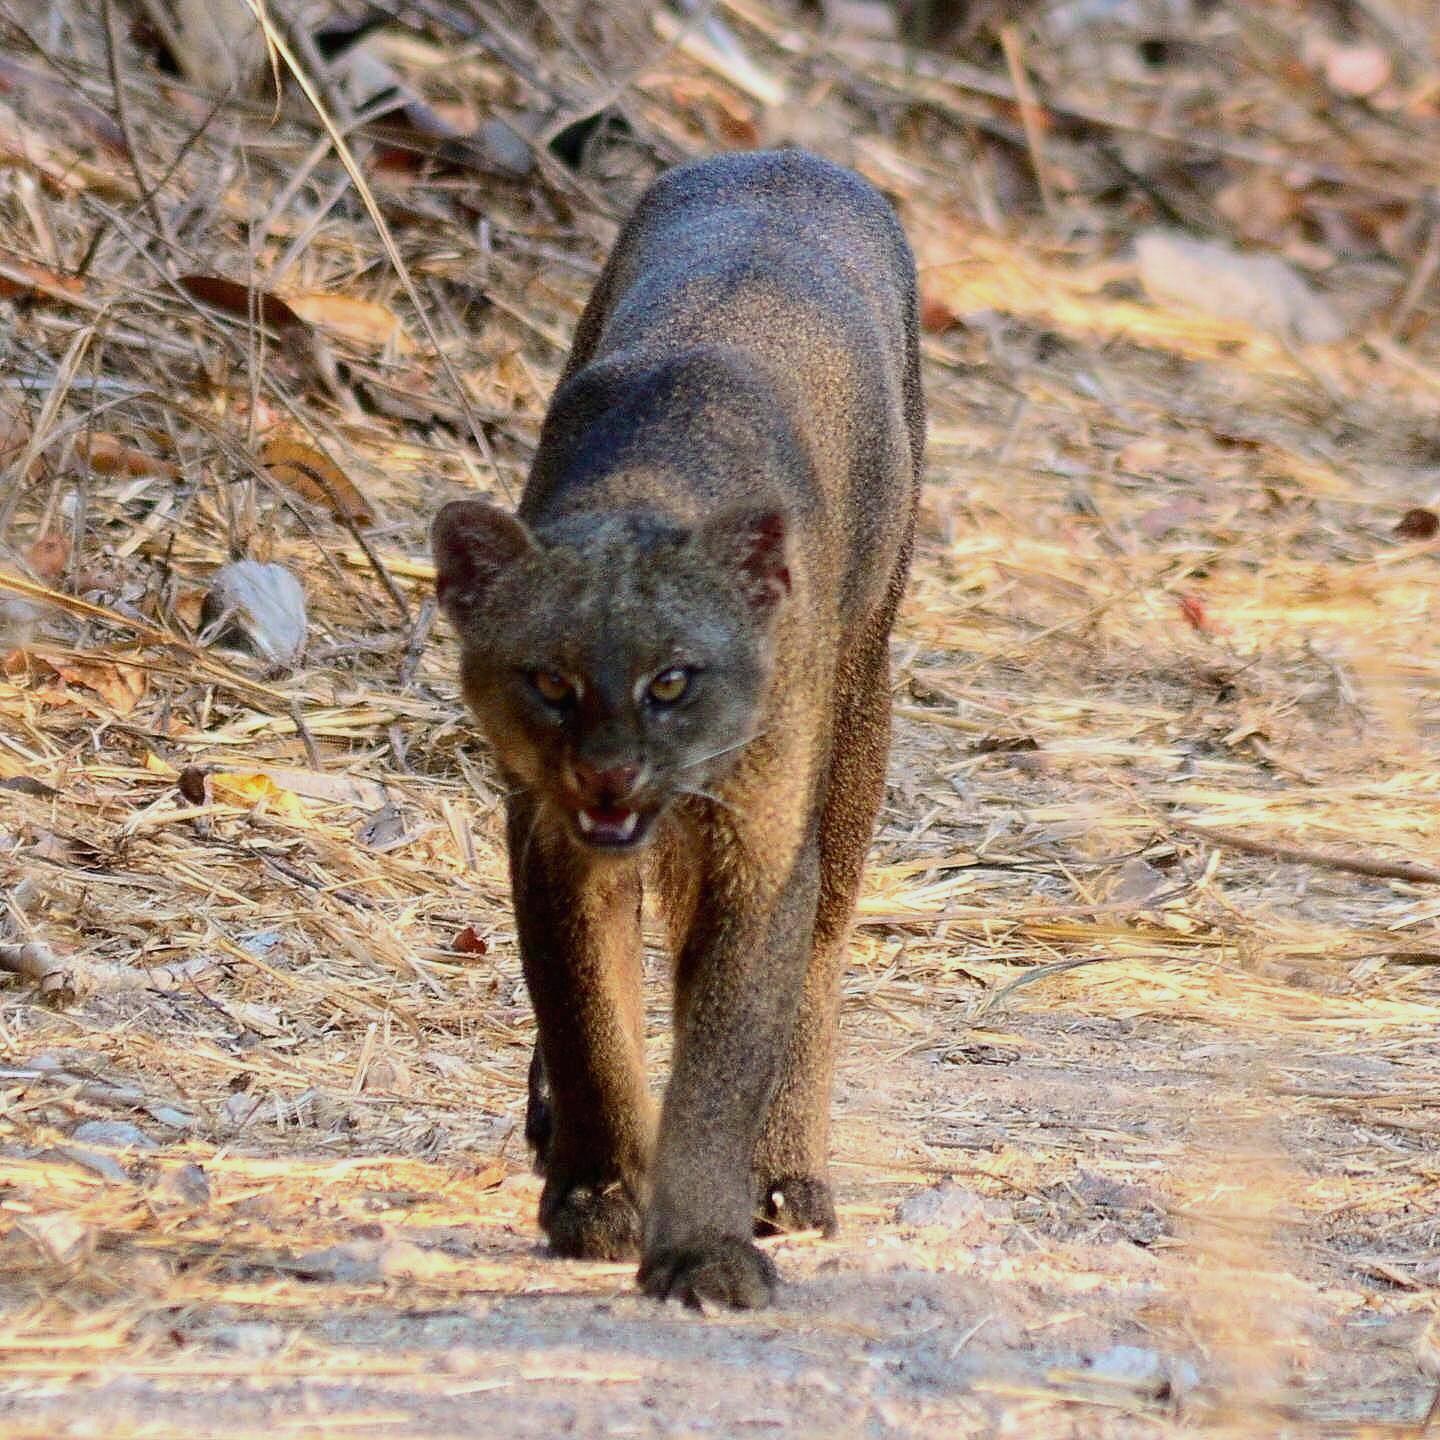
[516,795,548,875]
[678,729,770,772]
[675,784,748,823]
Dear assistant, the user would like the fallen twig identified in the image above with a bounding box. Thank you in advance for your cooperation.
[0,939,220,1002]
[1174,822,1440,886]
[0,940,75,1000]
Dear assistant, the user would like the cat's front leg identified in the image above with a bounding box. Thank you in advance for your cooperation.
[640,838,819,1309]
[508,795,654,1261]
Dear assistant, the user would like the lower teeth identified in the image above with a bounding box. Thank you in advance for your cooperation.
[577,810,639,840]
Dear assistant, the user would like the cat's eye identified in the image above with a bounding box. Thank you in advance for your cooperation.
[531,670,575,705]
[647,667,691,705]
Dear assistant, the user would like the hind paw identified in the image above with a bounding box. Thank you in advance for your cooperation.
[754,1174,837,1237]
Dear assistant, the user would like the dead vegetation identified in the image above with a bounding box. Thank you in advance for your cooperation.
[1,1,1439,1435]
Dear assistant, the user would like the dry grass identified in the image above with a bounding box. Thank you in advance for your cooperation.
[2,1,1439,1435]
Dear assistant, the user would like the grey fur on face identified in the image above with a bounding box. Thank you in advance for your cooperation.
[440,501,782,843]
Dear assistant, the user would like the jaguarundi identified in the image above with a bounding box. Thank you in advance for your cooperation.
[432,148,924,1309]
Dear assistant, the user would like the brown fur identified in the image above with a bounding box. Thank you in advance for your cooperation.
[432,150,923,1309]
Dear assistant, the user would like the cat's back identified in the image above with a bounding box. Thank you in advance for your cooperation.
[593,150,916,379]
[632,148,905,265]
[527,150,922,621]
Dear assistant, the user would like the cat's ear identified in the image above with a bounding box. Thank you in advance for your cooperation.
[431,501,536,619]
[696,504,792,610]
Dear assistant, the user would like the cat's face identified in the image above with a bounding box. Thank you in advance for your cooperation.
[432,500,789,853]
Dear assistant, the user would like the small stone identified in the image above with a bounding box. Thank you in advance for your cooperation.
[291,1241,383,1284]
[0,595,46,649]
[1323,43,1390,98]
[18,1211,89,1263]
[1067,1169,1152,1210]
[421,1049,470,1079]
[128,1253,175,1295]
[1111,856,1169,906]
[476,116,534,176]
[200,560,307,667]
[896,1182,987,1230]
[440,1345,484,1374]
[1088,1344,1200,1399]
[1089,1343,1165,1386]
[144,1104,196,1131]
[151,1162,211,1209]
[1136,230,1347,344]
[43,1145,130,1182]
[71,1119,157,1150]
[377,1238,455,1281]
[223,1089,263,1126]
[208,1321,287,1357]
[361,1053,413,1094]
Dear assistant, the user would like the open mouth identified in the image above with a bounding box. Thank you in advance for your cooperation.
[573,805,653,849]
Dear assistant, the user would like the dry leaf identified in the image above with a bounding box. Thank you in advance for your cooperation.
[0,775,58,797]
[0,112,114,197]
[919,295,959,333]
[43,654,148,715]
[663,78,761,148]
[1136,230,1347,344]
[1176,593,1212,634]
[259,437,375,526]
[262,768,388,809]
[464,1159,506,1191]
[177,765,209,804]
[336,43,465,144]
[25,534,68,582]
[0,398,31,458]
[1395,508,1439,541]
[178,273,304,332]
[377,1239,458,1282]
[1137,499,1205,540]
[1214,170,1302,249]
[451,925,488,955]
[280,292,414,353]
[79,432,181,480]
[209,771,310,821]
[24,825,105,868]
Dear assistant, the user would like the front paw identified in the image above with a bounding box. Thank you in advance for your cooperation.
[542,1181,641,1261]
[638,1232,778,1310]
[755,1173,838,1238]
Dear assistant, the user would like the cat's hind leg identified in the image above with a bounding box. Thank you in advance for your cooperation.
[752,613,895,1238]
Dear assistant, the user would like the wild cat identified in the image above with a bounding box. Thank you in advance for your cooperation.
[432,149,923,1308]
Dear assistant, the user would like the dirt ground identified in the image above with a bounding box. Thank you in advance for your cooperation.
[3,3,1440,1437]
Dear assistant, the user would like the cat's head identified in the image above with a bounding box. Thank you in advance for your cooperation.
[432,499,790,852]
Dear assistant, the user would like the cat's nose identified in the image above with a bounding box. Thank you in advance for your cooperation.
[569,759,644,805]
